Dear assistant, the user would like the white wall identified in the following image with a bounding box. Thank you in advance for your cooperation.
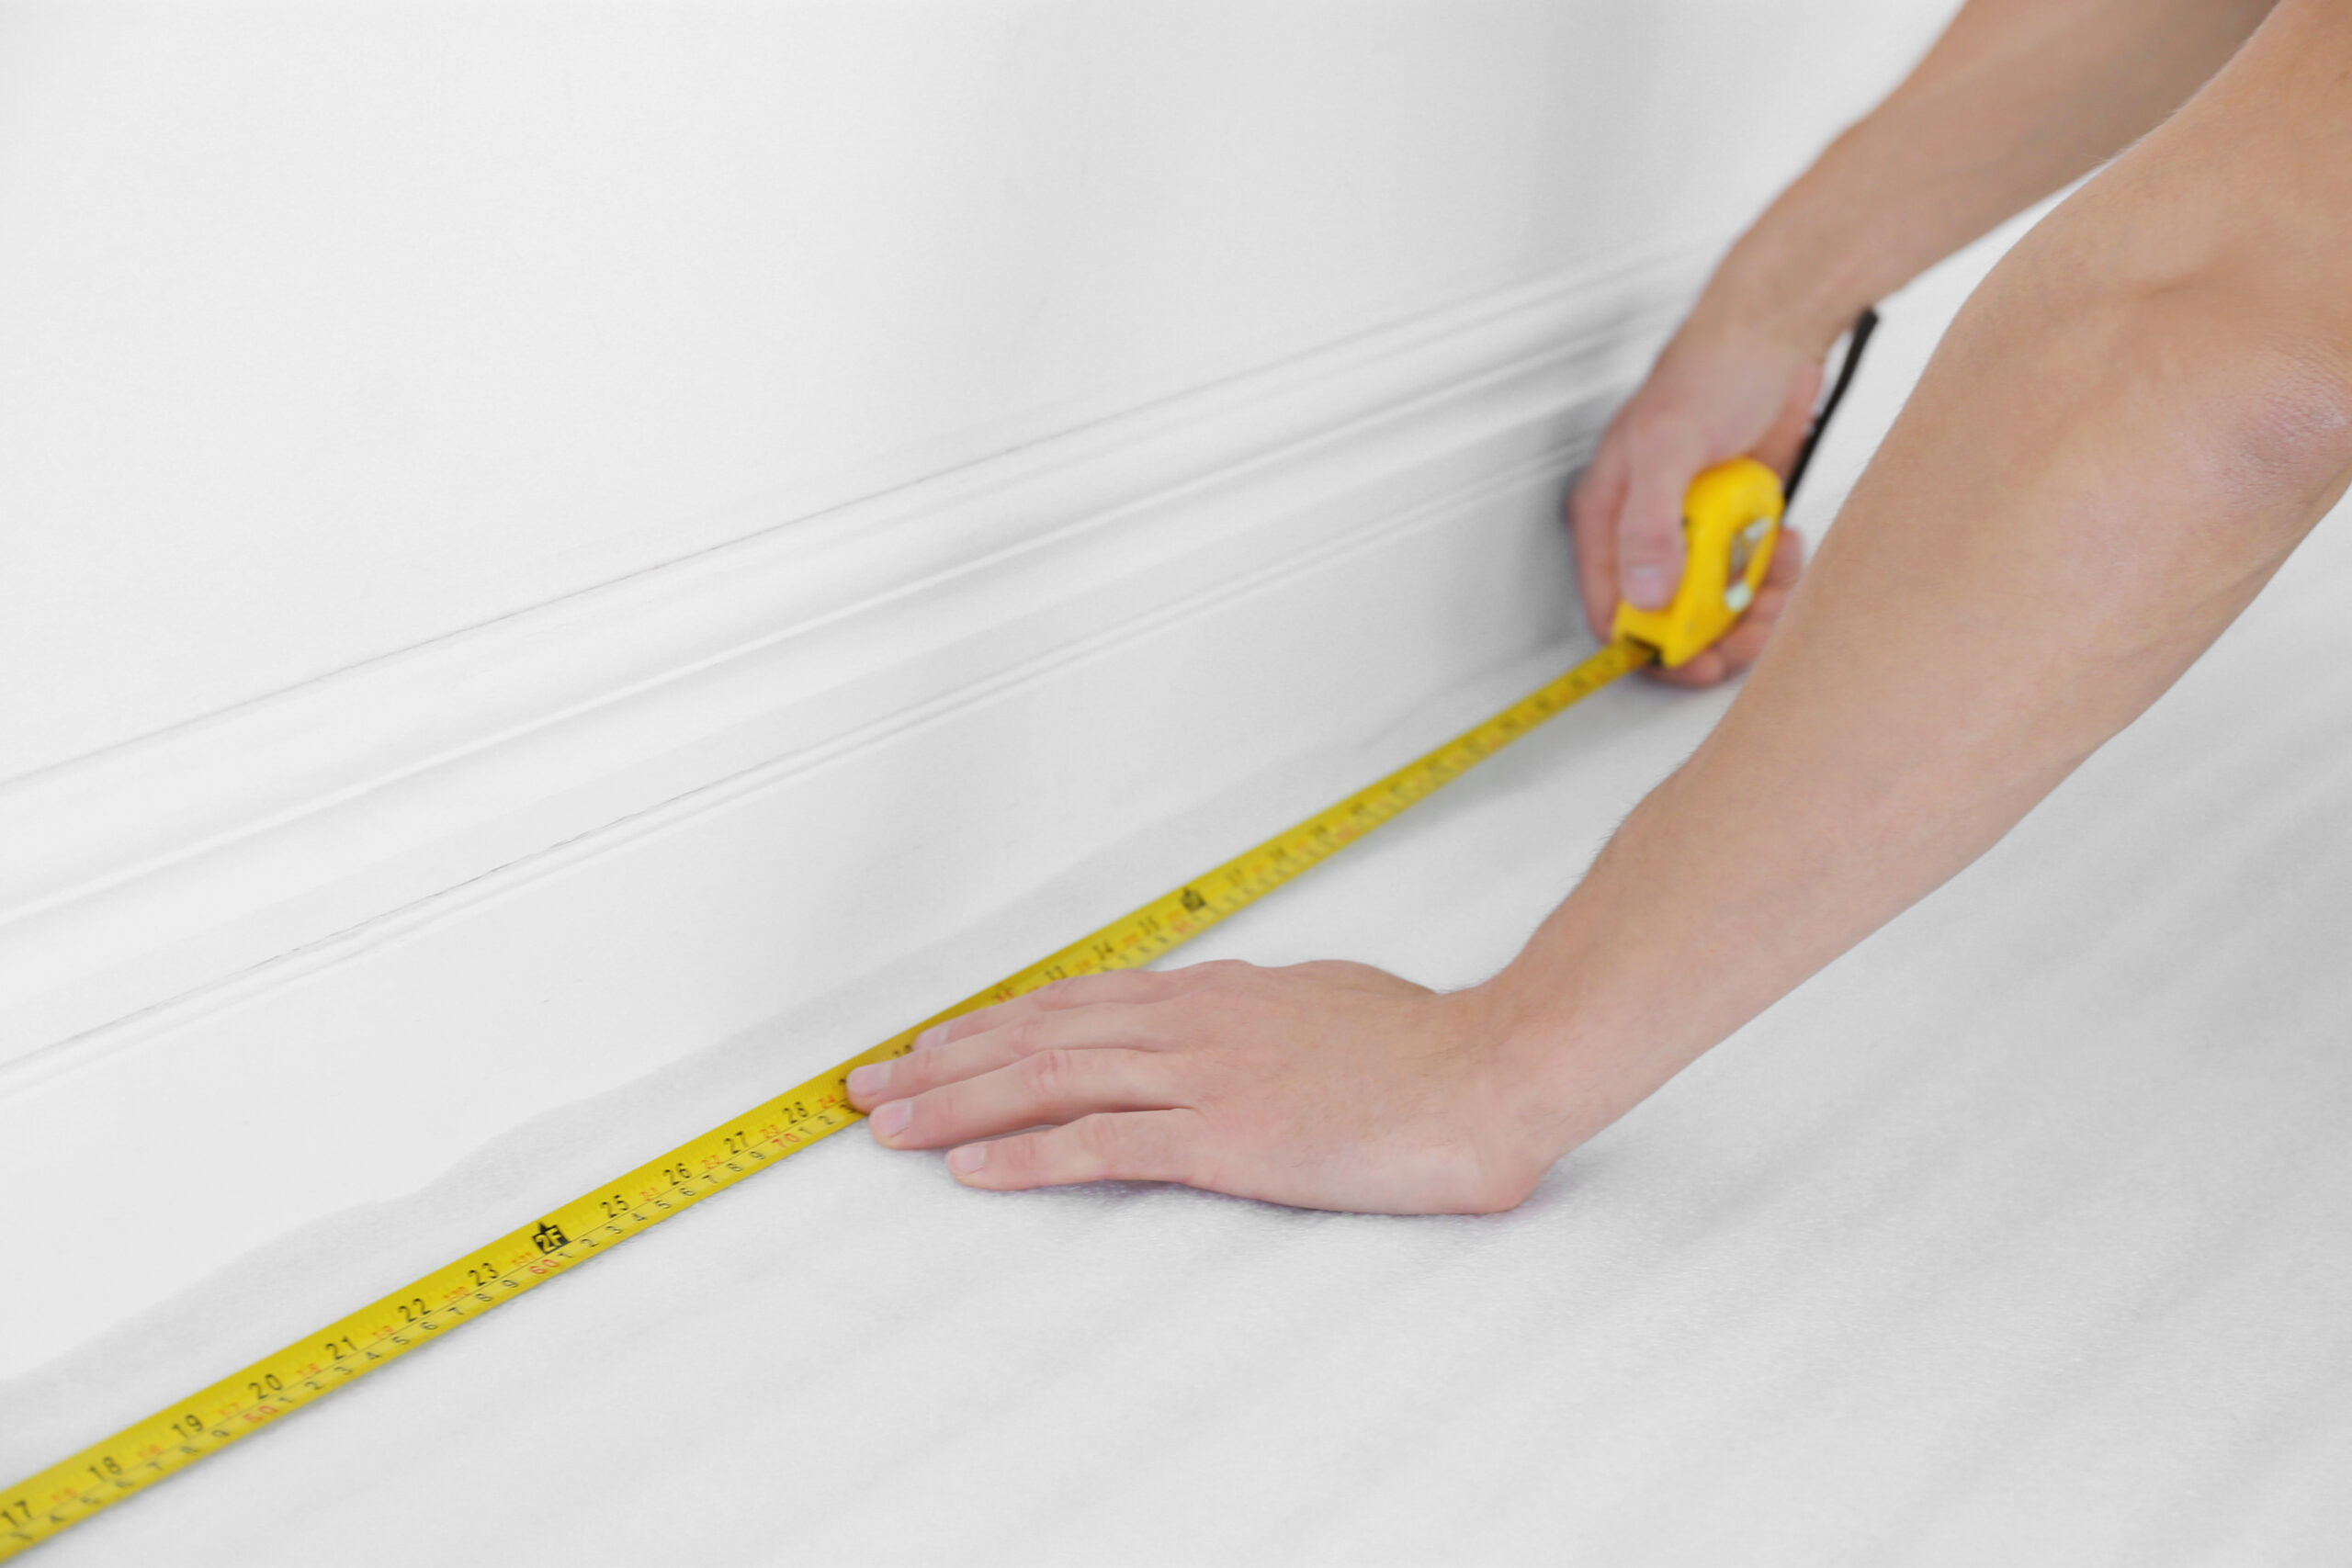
[0,0,1941,776]
[0,0,1961,1379]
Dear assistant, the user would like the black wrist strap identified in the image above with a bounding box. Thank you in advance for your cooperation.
[1781,306,1880,508]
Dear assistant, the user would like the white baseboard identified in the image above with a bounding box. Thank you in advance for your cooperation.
[0,241,1706,1374]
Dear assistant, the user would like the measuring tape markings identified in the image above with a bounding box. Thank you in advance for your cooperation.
[2,636,1649,1560]
[8,293,1882,1556]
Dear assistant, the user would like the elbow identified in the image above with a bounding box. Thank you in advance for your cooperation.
[2113,250,2352,526]
[2132,284,2352,543]
[2139,301,2352,600]
[1996,158,2352,524]
[2206,342,2352,519]
[1941,243,2352,644]
[2072,260,2352,539]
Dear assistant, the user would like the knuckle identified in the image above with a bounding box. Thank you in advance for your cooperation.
[1567,458,1617,514]
[931,1011,994,1049]
[1620,417,1695,472]
[1075,1114,1180,1182]
[1032,976,1088,1010]
[1136,1122,1189,1182]
[876,1054,931,1100]
[1159,987,1216,1031]
[1621,513,1685,554]
[1073,1113,1124,1164]
[1019,1047,1078,1099]
[978,1134,1038,1183]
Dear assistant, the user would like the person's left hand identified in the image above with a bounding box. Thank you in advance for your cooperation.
[843,959,1558,1214]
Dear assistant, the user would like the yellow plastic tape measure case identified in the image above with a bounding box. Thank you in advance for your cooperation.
[1611,457,1784,668]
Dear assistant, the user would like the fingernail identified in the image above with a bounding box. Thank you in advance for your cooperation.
[914,1026,946,1052]
[872,1100,911,1139]
[847,1062,890,1098]
[1623,565,1669,606]
[947,1145,987,1174]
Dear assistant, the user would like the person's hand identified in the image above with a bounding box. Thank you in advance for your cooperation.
[843,960,1563,1214]
[1567,312,1827,686]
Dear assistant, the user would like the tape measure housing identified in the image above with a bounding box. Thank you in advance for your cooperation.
[1611,457,1785,667]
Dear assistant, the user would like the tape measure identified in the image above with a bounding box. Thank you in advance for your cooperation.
[2,636,1662,1560]
[5,297,1876,1552]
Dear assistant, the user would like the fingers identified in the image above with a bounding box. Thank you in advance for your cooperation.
[847,961,1248,1179]
[854,999,1168,1106]
[1571,320,1830,649]
[906,968,1181,1055]
[865,1037,1174,1151]
[1763,521,1806,587]
[853,985,1203,1148]
[1713,526,1805,666]
[1641,526,1805,688]
[1645,647,1730,689]
[1569,412,1708,632]
[947,1110,1212,1190]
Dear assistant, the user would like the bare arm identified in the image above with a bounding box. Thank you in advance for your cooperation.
[1726,0,2280,345]
[846,0,2352,1213]
[1573,0,2277,685]
[1497,0,2352,1159]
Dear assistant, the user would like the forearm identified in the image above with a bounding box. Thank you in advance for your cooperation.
[1499,0,2352,1149]
[1702,0,2275,355]
[849,0,2350,1218]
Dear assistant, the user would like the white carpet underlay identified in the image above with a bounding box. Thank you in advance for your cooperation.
[15,227,2352,1560]
[18,481,2352,1564]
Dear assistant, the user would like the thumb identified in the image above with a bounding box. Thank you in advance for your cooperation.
[1615,423,1708,611]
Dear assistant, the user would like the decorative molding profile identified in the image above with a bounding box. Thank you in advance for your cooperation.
[0,240,1710,1088]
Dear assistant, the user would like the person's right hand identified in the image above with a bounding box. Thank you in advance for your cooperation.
[1566,312,1832,686]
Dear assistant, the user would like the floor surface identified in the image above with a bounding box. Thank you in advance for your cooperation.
[23,492,2352,1564]
[15,232,2352,1564]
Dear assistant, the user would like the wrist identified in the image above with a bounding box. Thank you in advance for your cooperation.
[1697,200,1890,362]
[1457,942,1646,1166]
[1695,236,1871,362]
[1696,117,1959,357]
[1455,772,1756,1163]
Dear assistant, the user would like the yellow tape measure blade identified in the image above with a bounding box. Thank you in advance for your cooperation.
[1,636,1651,1561]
